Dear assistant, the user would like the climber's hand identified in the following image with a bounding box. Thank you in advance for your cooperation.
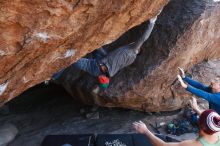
[149,7,164,23]
[150,16,157,23]
[157,7,164,16]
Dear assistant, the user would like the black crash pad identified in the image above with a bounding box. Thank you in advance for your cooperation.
[41,133,179,146]
[41,134,95,146]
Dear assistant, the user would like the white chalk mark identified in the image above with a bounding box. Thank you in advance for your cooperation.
[0,50,6,56]
[51,48,77,62]
[36,32,50,42]
[22,76,28,83]
[105,139,126,146]
[213,0,220,2]
[64,49,76,58]
[0,81,8,96]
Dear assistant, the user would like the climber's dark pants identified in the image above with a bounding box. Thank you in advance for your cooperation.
[52,69,65,80]
[52,58,102,80]
[73,58,101,77]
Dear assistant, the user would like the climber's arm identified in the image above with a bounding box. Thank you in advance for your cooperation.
[133,18,156,53]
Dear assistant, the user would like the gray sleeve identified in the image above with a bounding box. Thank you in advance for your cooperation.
[133,21,156,50]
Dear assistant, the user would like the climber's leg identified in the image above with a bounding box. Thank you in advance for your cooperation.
[50,58,101,82]
[93,47,108,61]
[73,58,101,77]
[51,69,65,80]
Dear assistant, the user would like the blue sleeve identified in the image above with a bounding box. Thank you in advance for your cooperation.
[96,47,108,56]
[186,85,215,103]
[93,47,108,60]
[74,58,101,76]
[183,76,211,92]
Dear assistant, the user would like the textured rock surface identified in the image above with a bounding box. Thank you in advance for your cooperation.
[59,0,220,112]
[0,0,168,104]
[190,59,220,83]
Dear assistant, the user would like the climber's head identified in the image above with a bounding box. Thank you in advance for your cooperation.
[210,78,220,93]
[199,109,220,135]
[98,75,109,88]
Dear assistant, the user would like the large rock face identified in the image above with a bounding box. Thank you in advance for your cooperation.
[58,0,220,112]
[0,0,168,104]
[190,59,220,84]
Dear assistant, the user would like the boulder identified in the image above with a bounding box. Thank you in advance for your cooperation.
[58,0,220,112]
[0,0,168,104]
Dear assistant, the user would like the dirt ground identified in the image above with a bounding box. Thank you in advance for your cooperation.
[0,83,203,146]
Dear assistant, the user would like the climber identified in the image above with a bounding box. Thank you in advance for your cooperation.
[133,108,220,146]
[97,15,158,79]
[50,11,161,89]
[177,67,220,114]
